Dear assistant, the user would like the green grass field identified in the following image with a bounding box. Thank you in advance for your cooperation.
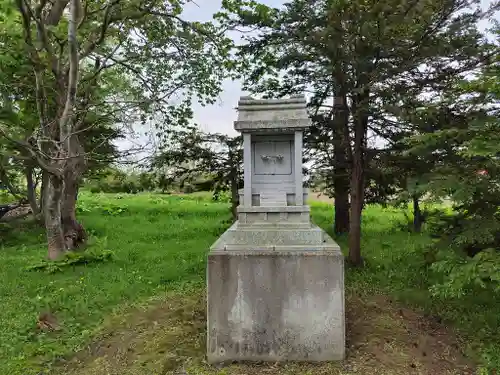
[0,192,498,374]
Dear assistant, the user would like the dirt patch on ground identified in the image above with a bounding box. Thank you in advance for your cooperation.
[55,289,474,375]
[343,293,473,375]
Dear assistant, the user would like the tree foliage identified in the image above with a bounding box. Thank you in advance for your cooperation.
[153,127,242,218]
[0,0,232,259]
[218,0,497,265]
[405,44,500,298]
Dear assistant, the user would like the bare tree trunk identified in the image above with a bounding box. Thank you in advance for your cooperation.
[413,194,423,233]
[44,174,66,260]
[332,95,350,235]
[58,0,85,251]
[348,92,368,267]
[61,171,86,249]
[334,182,350,234]
[26,165,40,216]
[39,171,48,214]
[348,153,364,266]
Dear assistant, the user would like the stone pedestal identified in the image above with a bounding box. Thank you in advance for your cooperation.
[206,95,345,363]
[207,244,345,362]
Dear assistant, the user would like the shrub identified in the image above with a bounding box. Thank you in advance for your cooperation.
[85,169,158,194]
[425,207,500,298]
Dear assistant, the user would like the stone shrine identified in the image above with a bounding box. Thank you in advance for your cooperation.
[207,95,345,363]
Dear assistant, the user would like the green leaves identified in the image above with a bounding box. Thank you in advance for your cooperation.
[418,61,500,299]
[430,248,500,298]
[152,128,242,200]
[27,249,115,274]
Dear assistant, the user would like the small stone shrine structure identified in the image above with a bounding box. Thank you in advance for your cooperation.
[207,95,345,363]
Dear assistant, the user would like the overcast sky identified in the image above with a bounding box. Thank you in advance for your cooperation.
[119,0,498,161]
[182,0,284,137]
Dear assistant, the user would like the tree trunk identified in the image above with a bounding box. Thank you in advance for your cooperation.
[348,153,364,266]
[44,174,66,260]
[61,134,87,250]
[61,171,86,249]
[26,165,40,216]
[332,95,350,235]
[334,185,350,234]
[39,170,48,214]
[55,0,85,251]
[347,91,368,267]
[412,194,423,233]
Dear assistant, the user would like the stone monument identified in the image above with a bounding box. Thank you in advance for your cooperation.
[207,95,345,363]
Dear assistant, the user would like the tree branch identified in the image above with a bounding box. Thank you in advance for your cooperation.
[59,0,80,149]
[45,0,70,26]
[0,127,61,176]
[80,0,119,59]
[24,0,60,77]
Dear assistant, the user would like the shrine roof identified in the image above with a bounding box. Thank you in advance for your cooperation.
[234,95,311,132]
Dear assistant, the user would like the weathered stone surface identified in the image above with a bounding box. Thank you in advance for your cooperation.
[206,95,345,363]
[207,248,345,362]
[238,211,310,226]
[210,223,325,247]
[238,190,309,207]
[234,96,310,132]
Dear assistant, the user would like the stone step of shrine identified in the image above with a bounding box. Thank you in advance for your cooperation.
[237,222,312,229]
[237,204,311,225]
[210,223,326,247]
[239,188,309,207]
[237,205,310,213]
[210,243,342,254]
[238,211,310,225]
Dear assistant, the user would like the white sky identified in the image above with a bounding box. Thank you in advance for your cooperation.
[118,0,498,162]
[181,0,284,137]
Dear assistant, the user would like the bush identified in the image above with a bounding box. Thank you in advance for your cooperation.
[85,169,157,194]
[424,207,500,299]
[27,249,114,274]
[212,189,231,203]
[394,206,447,233]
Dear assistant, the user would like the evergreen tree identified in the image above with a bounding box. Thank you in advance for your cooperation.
[404,43,500,297]
[153,128,242,219]
[219,0,496,265]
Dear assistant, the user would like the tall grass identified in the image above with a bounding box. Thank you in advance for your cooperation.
[0,193,498,374]
[0,192,230,374]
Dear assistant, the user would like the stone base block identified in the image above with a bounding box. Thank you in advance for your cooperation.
[211,222,326,247]
[238,189,309,207]
[228,227,323,246]
[207,247,345,363]
[238,211,310,225]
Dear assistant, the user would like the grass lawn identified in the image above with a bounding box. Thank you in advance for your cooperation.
[0,192,498,374]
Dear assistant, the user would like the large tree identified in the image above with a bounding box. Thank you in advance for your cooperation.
[219,0,497,265]
[0,0,231,259]
[306,107,350,235]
